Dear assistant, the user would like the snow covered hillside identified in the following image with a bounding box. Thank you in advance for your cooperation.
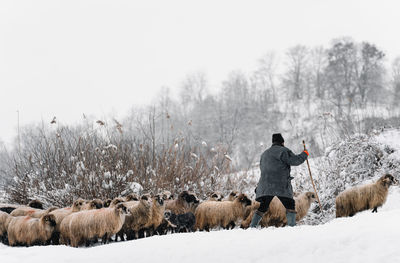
[1,191,400,263]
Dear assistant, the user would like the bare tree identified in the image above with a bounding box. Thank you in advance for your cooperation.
[283,45,309,100]
[391,57,400,106]
[357,42,385,104]
[309,46,328,100]
[325,38,358,115]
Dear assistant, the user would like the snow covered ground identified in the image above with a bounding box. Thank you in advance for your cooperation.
[1,188,399,263]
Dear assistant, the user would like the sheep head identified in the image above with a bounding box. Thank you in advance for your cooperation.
[162,190,174,200]
[164,210,172,220]
[103,199,112,208]
[237,194,252,206]
[116,203,129,215]
[228,191,238,201]
[179,191,190,201]
[125,193,139,202]
[28,199,44,209]
[305,192,317,203]
[210,192,224,201]
[87,199,103,209]
[139,194,153,208]
[186,192,200,204]
[110,198,124,207]
[154,194,165,206]
[380,174,398,187]
[41,214,57,229]
[72,199,86,211]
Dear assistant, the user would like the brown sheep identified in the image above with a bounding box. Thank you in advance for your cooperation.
[10,206,58,218]
[166,191,199,215]
[141,194,165,238]
[116,194,153,241]
[0,211,13,243]
[48,198,87,244]
[61,203,129,247]
[241,192,317,228]
[7,213,57,246]
[336,174,398,218]
[195,193,252,231]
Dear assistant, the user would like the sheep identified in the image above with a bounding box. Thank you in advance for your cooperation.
[195,193,252,231]
[141,193,165,238]
[61,203,129,247]
[10,206,58,218]
[0,211,13,244]
[116,194,153,241]
[335,174,398,218]
[48,198,87,244]
[240,192,317,228]
[7,213,57,246]
[208,192,224,201]
[168,211,196,233]
[28,199,44,209]
[166,190,199,215]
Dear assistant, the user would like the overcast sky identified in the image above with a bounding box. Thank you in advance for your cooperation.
[1,0,400,146]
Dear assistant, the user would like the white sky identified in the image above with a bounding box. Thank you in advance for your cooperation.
[1,0,400,145]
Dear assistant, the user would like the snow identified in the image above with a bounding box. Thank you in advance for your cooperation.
[1,194,400,263]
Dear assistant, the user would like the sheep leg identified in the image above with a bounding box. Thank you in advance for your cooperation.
[372,207,378,213]
[102,234,108,244]
[51,231,60,245]
[138,229,145,239]
[116,230,124,242]
[85,239,91,247]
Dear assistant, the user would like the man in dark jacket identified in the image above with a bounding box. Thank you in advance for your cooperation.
[250,133,309,228]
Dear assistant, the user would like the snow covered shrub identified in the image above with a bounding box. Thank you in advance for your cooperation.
[4,122,231,207]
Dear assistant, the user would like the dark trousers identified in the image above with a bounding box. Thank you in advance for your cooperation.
[256,195,295,213]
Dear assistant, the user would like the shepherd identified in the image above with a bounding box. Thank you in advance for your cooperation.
[250,133,309,227]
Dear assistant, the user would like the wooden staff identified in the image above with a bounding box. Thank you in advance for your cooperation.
[303,140,323,212]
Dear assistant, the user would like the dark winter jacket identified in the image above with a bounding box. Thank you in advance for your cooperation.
[256,143,308,199]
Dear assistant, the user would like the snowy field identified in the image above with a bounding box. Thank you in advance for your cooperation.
[1,188,400,263]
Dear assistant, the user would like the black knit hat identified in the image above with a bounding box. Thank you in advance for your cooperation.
[272,133,284,144]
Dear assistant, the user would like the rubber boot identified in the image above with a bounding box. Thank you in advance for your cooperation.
[250,210,264,228]
[286,210,296,227]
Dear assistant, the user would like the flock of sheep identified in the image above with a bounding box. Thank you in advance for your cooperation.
[0,173,397,247]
